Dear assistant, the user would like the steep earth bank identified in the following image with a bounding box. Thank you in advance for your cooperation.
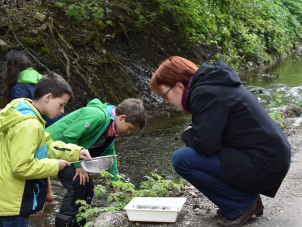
[1,1,299,111]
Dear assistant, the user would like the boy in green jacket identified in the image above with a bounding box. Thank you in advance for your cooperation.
[0,73,91,227]
[46,98,146,227]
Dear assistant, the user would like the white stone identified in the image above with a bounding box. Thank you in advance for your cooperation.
[35,12,46,22]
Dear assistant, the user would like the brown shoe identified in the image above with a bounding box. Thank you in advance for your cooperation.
[217,196,264,227]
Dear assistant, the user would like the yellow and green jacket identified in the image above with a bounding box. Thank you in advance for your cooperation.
[0,98,83,216]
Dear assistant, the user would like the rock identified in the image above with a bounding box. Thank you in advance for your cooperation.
[0,39,8,52]
[282,104,302,118]
[89,211,127,227]
[193,204,200,209]
[35,12,46,22]
[29,29,38,36]
[189,191,197,198]
[37,27,43,36]
[41,24,48,31]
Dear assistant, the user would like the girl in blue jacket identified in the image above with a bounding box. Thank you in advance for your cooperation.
[3,51,63,127]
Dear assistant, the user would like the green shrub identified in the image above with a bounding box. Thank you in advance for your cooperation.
[75,171,184,226]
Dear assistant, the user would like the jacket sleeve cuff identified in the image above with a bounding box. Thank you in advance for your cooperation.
[182,128,193,146]
[73,162,82,168]
[70,146,82,162]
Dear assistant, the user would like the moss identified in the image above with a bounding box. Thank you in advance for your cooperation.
[52,59,62,67]
[35,37,44,47]
[23,38,34,46]
[108,91,119,106]
[7,45,22,50]
[39,47,50,55]
[92,42,103,54]
[85,32,95,43]
[70,33,95,46]
[95,21,107,30]
[70,36,85,46]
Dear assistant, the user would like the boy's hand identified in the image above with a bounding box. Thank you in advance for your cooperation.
[79,149,92,160]
[57,160,71,171]
[110,187,120,194]
[73,167,89,185]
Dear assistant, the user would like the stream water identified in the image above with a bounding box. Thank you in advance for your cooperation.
[1,48,301,226]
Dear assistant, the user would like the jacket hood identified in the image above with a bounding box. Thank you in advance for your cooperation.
[86,98,116,116]
[190,59,241,89]
[0,98,45,134]
[17,68,43,84]
[185,60,241,112]
[86,98,105,108]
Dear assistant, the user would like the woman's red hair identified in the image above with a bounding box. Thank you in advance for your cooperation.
[149,56,198,96]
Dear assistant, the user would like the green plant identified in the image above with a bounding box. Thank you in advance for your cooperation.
[171,163,185,184]
[267,92,285,129]
[153,0,302,71]
[75,171,184,226]
[133,3,148,28]
[269,109,284,129]
[56,0,105,22]
[267,92,285,108]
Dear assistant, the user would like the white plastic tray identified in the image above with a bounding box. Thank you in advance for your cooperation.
[124,197,187,223]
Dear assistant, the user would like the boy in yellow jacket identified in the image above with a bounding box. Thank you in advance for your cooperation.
[0,72,91,227]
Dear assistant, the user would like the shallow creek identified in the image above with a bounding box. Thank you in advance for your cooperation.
[26,48,302,226]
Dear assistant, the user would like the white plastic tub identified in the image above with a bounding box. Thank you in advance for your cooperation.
[124,197,187,223]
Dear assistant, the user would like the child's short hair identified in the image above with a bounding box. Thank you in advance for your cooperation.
[33,72,74,103]
[116,98,146,130]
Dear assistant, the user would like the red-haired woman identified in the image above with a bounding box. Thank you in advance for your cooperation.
[149,57,291,226]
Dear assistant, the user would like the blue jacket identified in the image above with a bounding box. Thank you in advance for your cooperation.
[11,68,63,128]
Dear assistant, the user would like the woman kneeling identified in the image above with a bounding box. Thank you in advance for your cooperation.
[149,57,291,226]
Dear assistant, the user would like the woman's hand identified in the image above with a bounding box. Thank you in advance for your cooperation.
[184,126,192,131]
[79,149,92,160]
[57,160,71,171]
[73,167,89,185]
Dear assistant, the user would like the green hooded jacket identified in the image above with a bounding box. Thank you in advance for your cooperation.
[17,67,43,84]
[46,98,119,181]
[0,98,83,216]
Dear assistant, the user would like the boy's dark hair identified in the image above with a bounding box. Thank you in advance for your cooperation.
[116,98,146,130]
[3,51,32,106]
[34,72,74,103]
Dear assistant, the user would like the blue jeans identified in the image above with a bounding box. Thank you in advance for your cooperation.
[172,147,258,219]
[0,215,29,227]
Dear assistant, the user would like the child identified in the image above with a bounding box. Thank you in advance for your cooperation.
[2,51,61,206]
[3,50,63,128]
[46,98,146,227]
[0,72,91,227]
